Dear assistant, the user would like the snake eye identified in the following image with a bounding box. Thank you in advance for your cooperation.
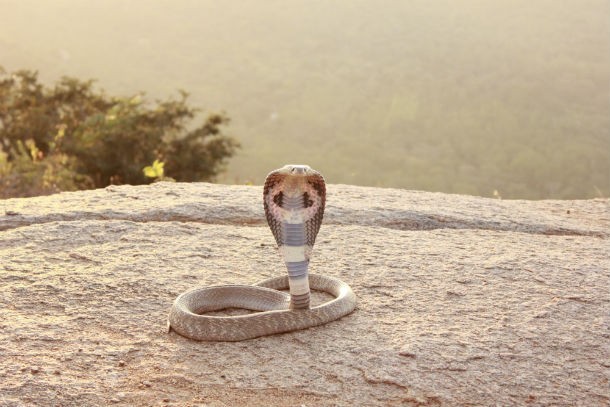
[273,191,283,207]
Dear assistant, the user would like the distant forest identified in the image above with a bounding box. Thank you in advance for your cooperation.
[1,0,608,199]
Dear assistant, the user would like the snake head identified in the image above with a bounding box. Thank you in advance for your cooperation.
[264,165,325,204]
[286,164,310,175]
[273,164,318,179]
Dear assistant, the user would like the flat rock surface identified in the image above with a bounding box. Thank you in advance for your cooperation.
[1,182,608,406]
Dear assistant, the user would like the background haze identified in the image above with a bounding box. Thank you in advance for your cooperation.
[2,0,608,199]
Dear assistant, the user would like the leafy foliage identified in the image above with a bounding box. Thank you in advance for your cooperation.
[0,68,239,198]
[143,159,166,180]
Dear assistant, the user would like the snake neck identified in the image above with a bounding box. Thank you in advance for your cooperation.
[285,258,310,309]
[279,196,311,309]
[281,233,311,309]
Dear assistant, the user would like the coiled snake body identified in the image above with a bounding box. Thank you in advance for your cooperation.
[168,165,357,341]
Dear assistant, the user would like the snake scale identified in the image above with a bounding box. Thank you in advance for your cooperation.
[168,165,357,341]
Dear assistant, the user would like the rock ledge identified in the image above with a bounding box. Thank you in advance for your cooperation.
[1,182,608,406]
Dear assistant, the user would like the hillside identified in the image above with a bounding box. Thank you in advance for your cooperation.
[1,0,608,198]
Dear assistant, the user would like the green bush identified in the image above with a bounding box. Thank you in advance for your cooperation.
[0,68,239,198]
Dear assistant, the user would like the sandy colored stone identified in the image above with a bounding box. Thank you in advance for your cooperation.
[0,182,608,406]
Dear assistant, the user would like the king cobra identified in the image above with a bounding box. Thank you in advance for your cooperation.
[168,165,357,341]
